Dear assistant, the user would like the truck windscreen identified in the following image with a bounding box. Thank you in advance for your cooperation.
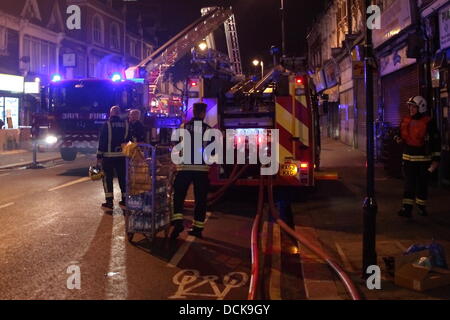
[51,81,122,113]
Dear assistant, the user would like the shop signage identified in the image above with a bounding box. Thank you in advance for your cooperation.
[439,3,450,50]
[24,82,40,94]
[0,74,24,93]
[324,61,338,89]
[379,46,416,77]
[312,69,327,92]
[373,0,412,48]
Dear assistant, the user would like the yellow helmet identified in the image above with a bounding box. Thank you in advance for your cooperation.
[89,165,104,181]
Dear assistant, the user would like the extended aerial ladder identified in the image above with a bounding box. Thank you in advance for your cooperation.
[125,7,242,113]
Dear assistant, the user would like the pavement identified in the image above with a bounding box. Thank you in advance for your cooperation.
[0,149,61,169]
[292,138,450,300]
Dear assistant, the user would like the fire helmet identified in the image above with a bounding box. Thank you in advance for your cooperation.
[407,96,427,113]
[89,165,104,181]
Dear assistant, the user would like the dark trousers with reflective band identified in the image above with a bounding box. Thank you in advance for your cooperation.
[172,171,209,229]
[402,160,429,209]
[102,157,126,202]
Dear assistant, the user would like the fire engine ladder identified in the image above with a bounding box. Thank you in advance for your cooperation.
[201,7,243,77]
[125,7,234,98]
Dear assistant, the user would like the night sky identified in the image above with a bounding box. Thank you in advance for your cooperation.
[153,0,326,73]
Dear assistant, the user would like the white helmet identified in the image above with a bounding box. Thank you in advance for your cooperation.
[407,96,427,113]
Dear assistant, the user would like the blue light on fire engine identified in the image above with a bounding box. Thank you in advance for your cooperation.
[111,73,122,82]
[51,74,62,82]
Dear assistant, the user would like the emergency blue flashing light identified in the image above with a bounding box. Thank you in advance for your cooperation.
[111,73,122,82]
[51,74,62,82]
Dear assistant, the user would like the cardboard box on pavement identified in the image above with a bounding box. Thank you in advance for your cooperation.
[395,249,450,292]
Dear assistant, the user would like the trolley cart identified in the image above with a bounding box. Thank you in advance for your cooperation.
[124,143,175,243]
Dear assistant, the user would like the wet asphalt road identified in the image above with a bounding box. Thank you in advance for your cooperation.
[0,155,253,300]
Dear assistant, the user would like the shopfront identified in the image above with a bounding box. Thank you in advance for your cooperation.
[379,47,419,127]
[434,2,450,185]
[0,73,23,129]
[0,73,24,151]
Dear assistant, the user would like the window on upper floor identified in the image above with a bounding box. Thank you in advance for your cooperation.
[129,39,136,57]
[0,27,7,54]
[23,35,56,75]
[135,41,140,59]
[93,15,104,45]
[110,22,120,50]
[146,46,153,58]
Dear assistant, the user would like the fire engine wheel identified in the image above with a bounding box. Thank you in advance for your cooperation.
[60,149,77,161]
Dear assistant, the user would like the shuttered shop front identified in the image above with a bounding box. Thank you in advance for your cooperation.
[381,64,420,127]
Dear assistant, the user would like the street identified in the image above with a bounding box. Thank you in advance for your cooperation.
[1,138,450,300]
[0,155,253,300]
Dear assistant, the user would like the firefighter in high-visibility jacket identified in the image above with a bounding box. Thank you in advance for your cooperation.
[97,106,129,212]
[170,102,212,239]
[396,96,441,218]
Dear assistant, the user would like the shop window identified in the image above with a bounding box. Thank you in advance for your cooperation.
[4,97,19,129]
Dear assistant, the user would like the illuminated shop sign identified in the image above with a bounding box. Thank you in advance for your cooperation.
[0,74,24,93]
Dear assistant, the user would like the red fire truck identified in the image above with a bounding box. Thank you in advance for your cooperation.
[41,76,145,161]
[187,67,319,188]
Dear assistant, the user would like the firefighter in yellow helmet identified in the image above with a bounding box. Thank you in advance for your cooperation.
[396,96,441,218]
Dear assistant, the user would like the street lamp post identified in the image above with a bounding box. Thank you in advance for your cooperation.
[281,0,286,57]
[362,0,378,278]
[252,59,264,79]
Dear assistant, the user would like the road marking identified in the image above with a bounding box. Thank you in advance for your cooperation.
[269,223,282,300]
[106,214,128,300]
[46,164,64,169]
[0,202,14,209]
[167,212,212,268]
[335,242,355,273]
[48,177,91,191]
[169,269,248,300]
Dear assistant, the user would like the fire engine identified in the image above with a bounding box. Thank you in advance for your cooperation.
[187,67,318,188]
[40,75,145,161]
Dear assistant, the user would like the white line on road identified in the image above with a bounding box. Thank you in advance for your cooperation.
[335,242,355,273]
[48,177,91,192]
[0,202,14,209]
[106,214,128,300]
[167,212,212,268]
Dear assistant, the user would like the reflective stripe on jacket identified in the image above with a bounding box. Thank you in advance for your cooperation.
[97,116,129,159]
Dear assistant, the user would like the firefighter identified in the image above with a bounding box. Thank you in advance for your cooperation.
[128,109,146,143]
[170,102,212,239]
[396,96,441,218]
[97,105,129,212]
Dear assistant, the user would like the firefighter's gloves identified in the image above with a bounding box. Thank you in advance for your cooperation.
[428,161,439,173]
